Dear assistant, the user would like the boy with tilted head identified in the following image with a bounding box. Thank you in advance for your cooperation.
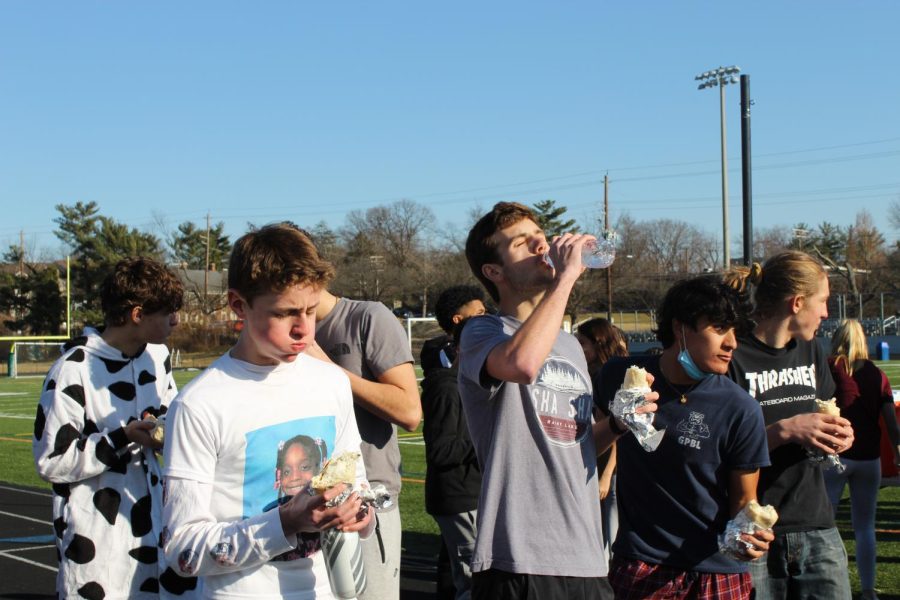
[457,202,658,600]
[163,224,373,599]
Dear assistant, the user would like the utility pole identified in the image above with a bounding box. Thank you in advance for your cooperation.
[740,74,753,266]
[18,230,25,274]
[204,212,211,300]
[604,175,612,321]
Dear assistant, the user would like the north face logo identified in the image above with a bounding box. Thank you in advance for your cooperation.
[326,343,351,360]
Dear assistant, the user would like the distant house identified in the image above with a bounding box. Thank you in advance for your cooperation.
[173,267,231,324]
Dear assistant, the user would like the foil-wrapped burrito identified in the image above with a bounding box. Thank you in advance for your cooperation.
[805,398,846,473]
[719,500,778,560]
[307,451,393,510]
[141,411,166,445]
[610,366,665,452]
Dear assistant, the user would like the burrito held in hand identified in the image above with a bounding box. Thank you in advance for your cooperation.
[805,398,846,473]
[610,366,666,452]
[309,451,393,510]
[719,500,779,560]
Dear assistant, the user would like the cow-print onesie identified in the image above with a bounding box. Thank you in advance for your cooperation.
[32,333,198,599]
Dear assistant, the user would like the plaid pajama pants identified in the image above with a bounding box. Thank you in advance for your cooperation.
[609,557,752,600]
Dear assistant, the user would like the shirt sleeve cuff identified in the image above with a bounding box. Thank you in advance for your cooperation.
[251,506,297,558]
[108,427,130,450]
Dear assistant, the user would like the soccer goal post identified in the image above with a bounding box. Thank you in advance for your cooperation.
[403,317,443,368]
[4,340,66,378]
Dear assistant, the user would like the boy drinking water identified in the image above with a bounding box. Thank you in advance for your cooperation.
[163,223,373,599]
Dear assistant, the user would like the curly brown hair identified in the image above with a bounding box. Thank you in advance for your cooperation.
[228,223,335,304]
[101,257,184,326]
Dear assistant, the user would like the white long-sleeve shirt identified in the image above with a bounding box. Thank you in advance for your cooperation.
[163,352,366,599]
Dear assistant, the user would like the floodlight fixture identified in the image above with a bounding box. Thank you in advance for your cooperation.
[695,64,741,268]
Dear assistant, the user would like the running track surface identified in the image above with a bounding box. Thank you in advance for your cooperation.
[0,482,438,599]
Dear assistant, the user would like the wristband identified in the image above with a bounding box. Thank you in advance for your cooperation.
[608,414,628,436]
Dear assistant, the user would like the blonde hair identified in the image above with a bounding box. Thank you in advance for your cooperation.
[830,318,869,375]
[723,251,827,319]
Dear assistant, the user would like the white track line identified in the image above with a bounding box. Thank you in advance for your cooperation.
[0,393,28,397]
[0,549,58,572]
[0,485,52,498]
[0,510,52,526]
[0,413,34,420]
[3,544,54,553]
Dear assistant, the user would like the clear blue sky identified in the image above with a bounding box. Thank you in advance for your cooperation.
[2,1,899,258]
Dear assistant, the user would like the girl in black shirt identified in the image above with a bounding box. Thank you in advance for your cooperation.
[725,251,854,600]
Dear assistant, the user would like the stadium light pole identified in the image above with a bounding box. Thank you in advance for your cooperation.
[696,65,740,269]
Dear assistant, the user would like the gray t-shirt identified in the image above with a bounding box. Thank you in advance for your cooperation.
[316,298,414,506]
[458,314,606,577]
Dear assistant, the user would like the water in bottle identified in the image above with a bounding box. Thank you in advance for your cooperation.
[581,237,616,269]
[543,233,617,270]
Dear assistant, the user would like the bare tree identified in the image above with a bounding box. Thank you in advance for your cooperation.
[889,198,900,231]
[752,226,793,262]
[342,199,435,269]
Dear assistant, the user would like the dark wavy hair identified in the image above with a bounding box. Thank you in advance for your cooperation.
[654,276,751,348]
[100,257,184,326]
[435,285,485,334]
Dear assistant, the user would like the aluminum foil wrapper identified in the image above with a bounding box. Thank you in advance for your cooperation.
[610,387,665,452]
[323,482,393,510]
[718,510,770,561]
[806,449,846,473]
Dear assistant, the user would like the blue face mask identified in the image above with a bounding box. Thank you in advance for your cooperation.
[677,325,714,381]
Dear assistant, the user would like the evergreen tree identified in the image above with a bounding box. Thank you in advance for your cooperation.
[532,199,577,237]
[169,221,232,270]
[53,201,163,326]
[0,246,64,335]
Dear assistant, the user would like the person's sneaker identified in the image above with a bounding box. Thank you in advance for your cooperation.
[860,589,879,600]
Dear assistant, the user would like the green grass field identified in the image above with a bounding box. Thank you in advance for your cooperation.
[3,365,900,597]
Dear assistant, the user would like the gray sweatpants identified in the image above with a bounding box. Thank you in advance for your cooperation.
[358,508,401,600]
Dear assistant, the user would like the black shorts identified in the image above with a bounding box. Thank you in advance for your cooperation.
[472,568,614,600]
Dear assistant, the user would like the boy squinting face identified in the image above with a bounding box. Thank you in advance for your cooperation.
[229,283,321,366]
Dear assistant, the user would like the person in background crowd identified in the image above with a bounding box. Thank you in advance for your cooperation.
[421,285,486,600]
[595,276,772,600]
[725,251,854,599]
[458,201,658,599]
[825,319,900,600]
[310,270,422,600]
[576,318,628,561]
[34,256,197,599]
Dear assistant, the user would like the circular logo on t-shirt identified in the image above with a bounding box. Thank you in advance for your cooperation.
[529,356,593,446]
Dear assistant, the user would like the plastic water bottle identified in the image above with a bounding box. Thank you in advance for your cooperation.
[581,237,617,269]
[544,233,617,270]
[320,528,367,599]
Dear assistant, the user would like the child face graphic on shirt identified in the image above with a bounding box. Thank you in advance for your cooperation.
[279,442,316,497]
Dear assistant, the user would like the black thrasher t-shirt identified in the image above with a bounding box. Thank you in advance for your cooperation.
[728,335,837,534]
